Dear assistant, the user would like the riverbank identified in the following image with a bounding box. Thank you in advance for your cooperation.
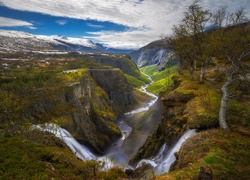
[121,98,163,159]
[133,69,250,179]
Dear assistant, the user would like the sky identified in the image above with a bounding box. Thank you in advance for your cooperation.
[0,0,250,50]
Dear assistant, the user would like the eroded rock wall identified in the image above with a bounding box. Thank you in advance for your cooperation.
[32,69,137,154]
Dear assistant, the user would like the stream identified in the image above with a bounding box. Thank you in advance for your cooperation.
[35,73,195,175]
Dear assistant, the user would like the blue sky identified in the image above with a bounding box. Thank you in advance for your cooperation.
[0,5,127,39]
[0,0,249,49]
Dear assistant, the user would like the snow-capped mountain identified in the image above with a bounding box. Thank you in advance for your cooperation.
[0,29,132,54]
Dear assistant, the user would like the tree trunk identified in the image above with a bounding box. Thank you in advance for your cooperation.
[178,63,184,75]
[199,66,206,83]
[190,67,194,80]
[218,72,234,130]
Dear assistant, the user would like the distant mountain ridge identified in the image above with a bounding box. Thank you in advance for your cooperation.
[130,39,178,69]
[0,29,133,54]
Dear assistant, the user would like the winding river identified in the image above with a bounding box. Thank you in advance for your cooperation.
[35,73,195,175]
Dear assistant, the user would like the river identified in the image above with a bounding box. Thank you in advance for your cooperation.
[34,73,195,175]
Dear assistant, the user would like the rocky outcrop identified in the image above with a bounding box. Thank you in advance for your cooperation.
[93,54,140,77]
[31,69,137,154]
[64,69,137,154]
[89,69,136,108]
[130,75,219,164]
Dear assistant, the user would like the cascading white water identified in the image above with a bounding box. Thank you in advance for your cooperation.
[34,73,196,175]
[33,123,114,170]
[33,124,96,160]
[136,129,196,174]
[34,123,195,174]
[154,129,196,174]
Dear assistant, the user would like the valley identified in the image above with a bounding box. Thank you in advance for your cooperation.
[0,39,187,179]
[1,4,250,179]
[1,31,250,179]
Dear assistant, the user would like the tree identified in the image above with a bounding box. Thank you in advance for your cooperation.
[171,0,215,83]
[212,7,250,130]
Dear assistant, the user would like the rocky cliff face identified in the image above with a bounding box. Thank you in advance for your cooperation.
[32,69,137,154]
[90,69,136,108]
[93,54,140,77]
[65,69,137,154]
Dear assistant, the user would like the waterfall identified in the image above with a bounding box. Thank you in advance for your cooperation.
[33,123,115,170]
[135,129,196,174]
[34,125,195,174]
[33,124,96,160]
[34,72,195,175]
[154,129,196,174]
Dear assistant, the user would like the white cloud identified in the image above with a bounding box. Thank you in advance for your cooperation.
[0,16,36,29]
[28,26,37,30]
[56,19,67,25]
[0,0,249,49]
[86,23,104,28]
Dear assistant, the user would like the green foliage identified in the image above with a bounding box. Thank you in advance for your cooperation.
[0,90,33,135]
[59,69,88,83]
[140,65,177,94]
[204,151,223,165]
[164,129,250,179]
[125,74,147,88]
[227,99,250,126]
[0,135,127,179]
[140,65,158,76]
[94,54,141,78]
[101,167,127,180]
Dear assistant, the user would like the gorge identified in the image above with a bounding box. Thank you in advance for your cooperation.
[35,72,196,175]
[1,19,250,179]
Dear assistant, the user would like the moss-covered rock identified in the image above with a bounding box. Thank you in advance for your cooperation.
[158,129,250,180]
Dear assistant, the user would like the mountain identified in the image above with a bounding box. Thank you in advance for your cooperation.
[95,43,133,54]
[0,29,133,54]
[129,39,179,69]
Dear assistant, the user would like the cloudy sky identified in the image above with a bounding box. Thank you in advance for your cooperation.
[0,0,249,49]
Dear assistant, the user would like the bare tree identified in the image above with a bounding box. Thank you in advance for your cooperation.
[171,0,215,83]
[213,7,250,130]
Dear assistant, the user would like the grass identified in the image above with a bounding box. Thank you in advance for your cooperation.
[0,135,127,179]
[140,65,178,94]
[125,74,148,88]
[155,66,250,180]
[158,129,250,180]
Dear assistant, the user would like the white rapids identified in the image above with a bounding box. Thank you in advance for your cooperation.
[34,73,196,174]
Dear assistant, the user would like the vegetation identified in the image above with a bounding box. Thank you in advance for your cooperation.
[157,129,250,180]
[133,2,250,177]
[166,1,250,130]
[0,1,250,179]
[140,65,177,94]
[0,134,127,179]
[0,53,141,179]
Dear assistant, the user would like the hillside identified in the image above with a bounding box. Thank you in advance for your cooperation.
[129,39,178,69]
[1,5,250,179]
[130,60,250,179]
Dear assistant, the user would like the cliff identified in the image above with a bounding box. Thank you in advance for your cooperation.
[130,63,250,179]
[130,74,220,164]
[93,54,140,77]
[31,69,137,154]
